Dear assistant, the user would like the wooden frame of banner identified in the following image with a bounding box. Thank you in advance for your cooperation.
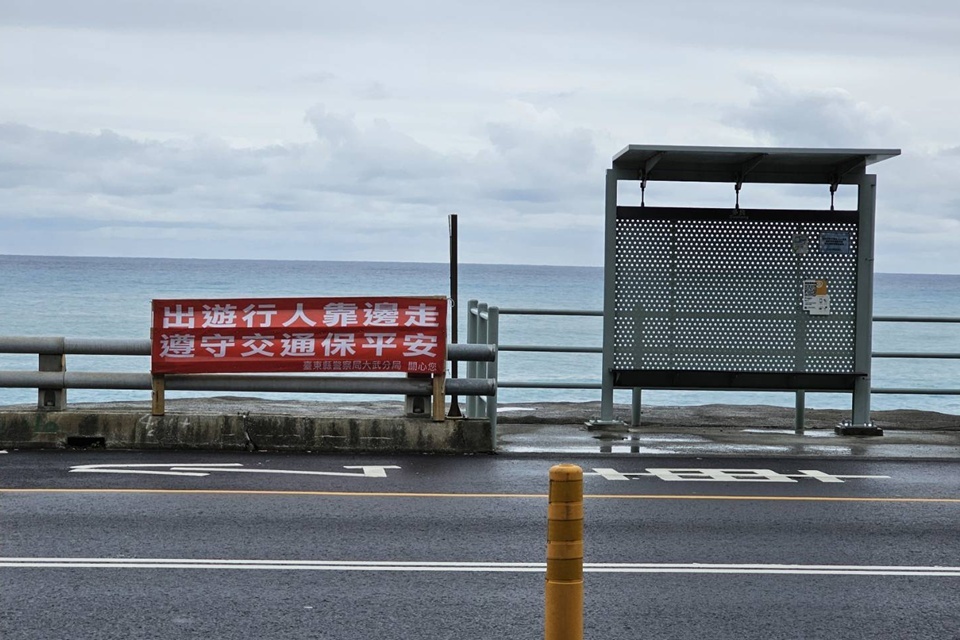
[432,374,445,422]
[152,375,165,416]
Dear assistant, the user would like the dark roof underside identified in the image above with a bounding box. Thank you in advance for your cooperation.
[612,145,900,185]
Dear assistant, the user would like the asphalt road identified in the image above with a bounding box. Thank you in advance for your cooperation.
[2,450,959,639]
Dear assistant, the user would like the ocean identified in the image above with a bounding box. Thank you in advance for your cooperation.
[1,255,958,414]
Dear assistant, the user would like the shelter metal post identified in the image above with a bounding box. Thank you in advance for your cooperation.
[795,390,805,434]
[589,169,625,427]
[631,388,642,427]
[842,172,881,434]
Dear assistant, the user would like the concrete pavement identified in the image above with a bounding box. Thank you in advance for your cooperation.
[2,398,958,458]
[499,422,960,459]
[497,401,960,459]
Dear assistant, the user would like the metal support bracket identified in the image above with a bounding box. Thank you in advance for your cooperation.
[638,152,664,208]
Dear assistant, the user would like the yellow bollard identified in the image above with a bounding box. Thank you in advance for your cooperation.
[545,464,583,640]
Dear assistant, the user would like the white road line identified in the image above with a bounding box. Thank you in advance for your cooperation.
[2,558,960,576]
[67,464,400,478]
[68,463,244,477]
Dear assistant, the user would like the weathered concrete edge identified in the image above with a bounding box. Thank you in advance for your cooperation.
[0,411,494,454]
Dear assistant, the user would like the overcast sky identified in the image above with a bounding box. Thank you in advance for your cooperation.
[1,0,958,272]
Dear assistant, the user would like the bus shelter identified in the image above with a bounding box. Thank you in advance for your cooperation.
[595,145,900,434]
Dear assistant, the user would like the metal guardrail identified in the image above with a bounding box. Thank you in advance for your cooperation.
[467,300,960,429]
[0,338,497,417]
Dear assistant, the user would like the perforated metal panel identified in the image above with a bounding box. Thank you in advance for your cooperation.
[613,207,859,377]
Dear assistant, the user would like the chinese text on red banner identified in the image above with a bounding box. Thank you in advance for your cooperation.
[151,296,447,375]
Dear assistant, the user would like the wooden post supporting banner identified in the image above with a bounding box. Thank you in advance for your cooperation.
[545,464,583,640]
[151,375,165,416]
[431,375,446,422]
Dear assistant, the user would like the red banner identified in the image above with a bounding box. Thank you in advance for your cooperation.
[151,296,447,375]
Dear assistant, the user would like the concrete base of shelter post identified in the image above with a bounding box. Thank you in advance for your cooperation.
[585,388,640,430]
[835,422,884,436]
[835,375,883,436]
[585,418,627,431]
[586,368,625,430]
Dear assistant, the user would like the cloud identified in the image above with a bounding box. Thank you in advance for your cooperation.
[723,77,905,148]
[2,0,959,272]
[355,82,390,101]
[0,103,609,263]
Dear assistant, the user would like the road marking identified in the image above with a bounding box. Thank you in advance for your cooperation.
[1,488,959,503]
[68,463,401,478]
[2,558,960,576]
[588,467,890,483]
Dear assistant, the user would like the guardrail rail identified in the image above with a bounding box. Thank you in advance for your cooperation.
[466,300,960,432]
[0,337,497,424]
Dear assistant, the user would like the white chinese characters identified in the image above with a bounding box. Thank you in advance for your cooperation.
[586,467,890,483]
[153,297,446,375]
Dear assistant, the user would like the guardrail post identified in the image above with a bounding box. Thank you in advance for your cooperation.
[466,300,479,418]
[475,303,489,419]
[487,306,499,447]
[37,337,66,411]
[545,464,583,640]
[405,373,431,416]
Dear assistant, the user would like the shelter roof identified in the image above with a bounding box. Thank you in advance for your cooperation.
[612,145,900,184]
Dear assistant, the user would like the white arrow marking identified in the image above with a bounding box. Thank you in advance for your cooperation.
[68,463,401,478]
[69,463,243,477]
[344,466,400,477]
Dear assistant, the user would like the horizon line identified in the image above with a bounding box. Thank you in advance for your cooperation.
[2,253,958,277]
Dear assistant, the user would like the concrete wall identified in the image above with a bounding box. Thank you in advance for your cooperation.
[0,410,494,454]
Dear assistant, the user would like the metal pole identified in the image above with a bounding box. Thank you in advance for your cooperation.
[794,390,805,434]
[598,169,620,423]
[851,173,878,431]
[545,464,583,640]
[631,388,641,427]
[448,214,463,418]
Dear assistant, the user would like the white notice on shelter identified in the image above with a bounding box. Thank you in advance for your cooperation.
[820,231,851,254]
[802,279,830,316]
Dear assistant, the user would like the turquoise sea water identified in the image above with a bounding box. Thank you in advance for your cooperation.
[1,255,958,413]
